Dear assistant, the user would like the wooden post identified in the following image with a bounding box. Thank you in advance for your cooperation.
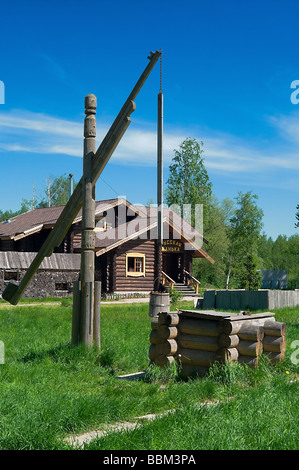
[71,281,81,345]
[156,88,163,290]
[93,281,101,348]
[80,94,97,347]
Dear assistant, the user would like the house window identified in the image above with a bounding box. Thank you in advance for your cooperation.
[55,282,68,291]
[126,253,145,277]
[4,271,18,282]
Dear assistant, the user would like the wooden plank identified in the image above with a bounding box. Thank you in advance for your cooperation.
[226,312,275,321]
[179,310,231,320]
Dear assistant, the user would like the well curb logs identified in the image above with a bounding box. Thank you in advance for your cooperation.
[148,310,286,378]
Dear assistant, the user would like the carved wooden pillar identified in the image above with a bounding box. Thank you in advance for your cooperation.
[80,94,96,346]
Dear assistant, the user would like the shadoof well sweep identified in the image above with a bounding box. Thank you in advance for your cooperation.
[2,50,286,378]
[2,51,163,348]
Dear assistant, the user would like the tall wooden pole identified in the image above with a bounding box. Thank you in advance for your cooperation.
[157,66,163,290]
[81,94,97,346]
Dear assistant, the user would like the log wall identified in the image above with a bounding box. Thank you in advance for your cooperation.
[148,310,287,378]
[114,239,156,292]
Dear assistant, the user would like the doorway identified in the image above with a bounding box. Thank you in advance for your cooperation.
[162,253,184,283]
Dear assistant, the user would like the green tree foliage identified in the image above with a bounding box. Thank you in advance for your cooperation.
[21,174,77,211]
[239,252,262,290]
[295,204,299,228]
[257,233,299,288]
[0,209,22,222]
[165,138,232,288]
[195,196,234,288]
[165,138,212,228]
[225,191,264,289]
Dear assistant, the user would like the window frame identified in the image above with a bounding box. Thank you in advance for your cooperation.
[126,253,146,277]
[3,270,19,282]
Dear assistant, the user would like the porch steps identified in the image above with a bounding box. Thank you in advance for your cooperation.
[166,282,197,296]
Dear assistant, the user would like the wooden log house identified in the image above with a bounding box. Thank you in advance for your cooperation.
[0,198,214,298]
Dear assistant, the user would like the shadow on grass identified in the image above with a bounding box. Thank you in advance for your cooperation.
[19,342,100,365]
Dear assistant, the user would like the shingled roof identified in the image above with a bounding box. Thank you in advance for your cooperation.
[0,251,81,270]
[0,206,65,240]
[0,198,122,240]
[0,198,214,263]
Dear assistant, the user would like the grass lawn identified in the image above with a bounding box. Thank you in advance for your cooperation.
[0,299,298,450]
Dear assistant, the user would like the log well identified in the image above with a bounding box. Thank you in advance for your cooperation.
[148,309,286,376]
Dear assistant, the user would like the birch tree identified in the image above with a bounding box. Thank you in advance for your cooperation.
[226,191,263,289]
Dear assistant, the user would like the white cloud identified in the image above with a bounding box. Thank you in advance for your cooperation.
[0,108,299,178]
[0,110,82,138]
[268,112,299,145]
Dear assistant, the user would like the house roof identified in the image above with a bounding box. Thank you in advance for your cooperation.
[0,198,214,263]
[0,198,130,240]
[0,206,65,240]
[93,216,214,263]
[0,251,81,270]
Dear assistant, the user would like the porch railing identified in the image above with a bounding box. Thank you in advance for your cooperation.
[183,269,200,294]
[162,271,175,291]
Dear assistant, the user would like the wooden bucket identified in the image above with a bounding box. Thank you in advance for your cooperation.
[149,291,170,317]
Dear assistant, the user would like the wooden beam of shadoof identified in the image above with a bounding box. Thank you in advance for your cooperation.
[3,50,162,305]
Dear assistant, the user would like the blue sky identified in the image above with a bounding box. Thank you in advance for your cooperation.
[1,0,299,240]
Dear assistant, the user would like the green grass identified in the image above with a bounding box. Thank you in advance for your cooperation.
[0,300,298,450]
